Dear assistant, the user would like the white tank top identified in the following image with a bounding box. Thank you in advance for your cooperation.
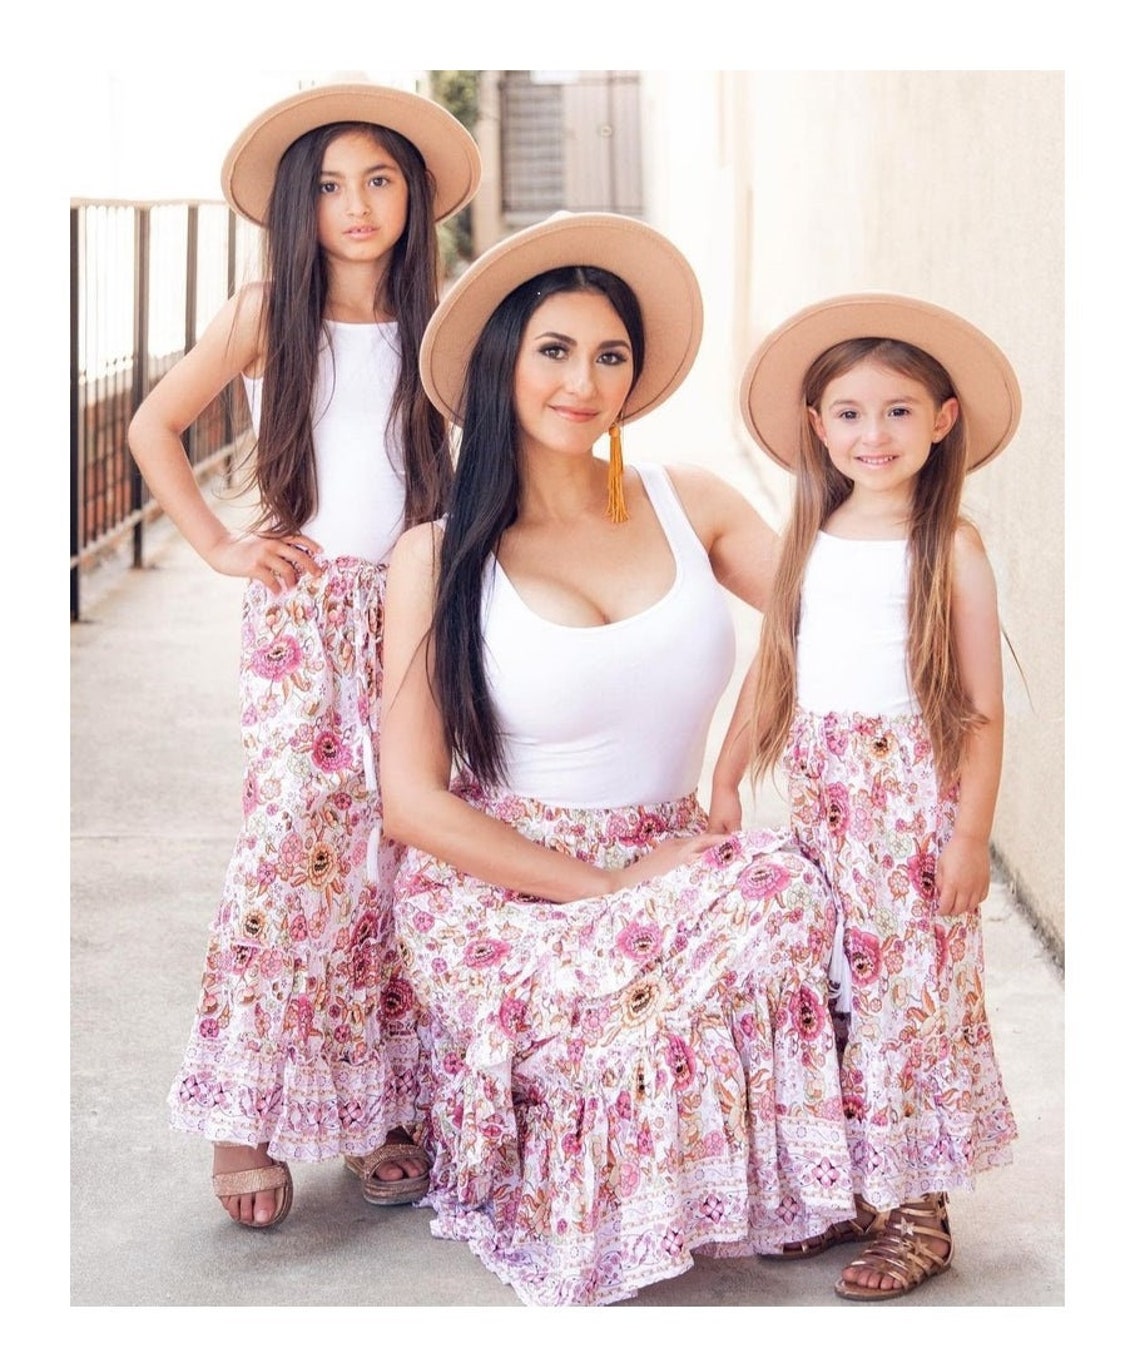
[796,531,918,716]
[243,319,406,564]
[482,463,736,807]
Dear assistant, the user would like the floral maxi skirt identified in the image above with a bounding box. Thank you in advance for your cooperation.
[394,778,855,1306]
[168,558,420,1162]
[785,708,1017,1209]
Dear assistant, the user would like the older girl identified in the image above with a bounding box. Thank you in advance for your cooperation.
[129,82,480,1226]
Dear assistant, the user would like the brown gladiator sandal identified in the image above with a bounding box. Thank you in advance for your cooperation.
[763,1195,885,1260]
[834,1192,953,1300]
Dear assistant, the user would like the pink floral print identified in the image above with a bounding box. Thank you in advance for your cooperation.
[394,776,855,1306]
[785,708,1017,1209]
[168,559,420,1162]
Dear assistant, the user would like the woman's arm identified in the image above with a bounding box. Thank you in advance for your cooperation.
[380,525,723,901]
[667,465,778,830]
[936,524,1005,915]
[665,464,779,610]
[127,284,322,592]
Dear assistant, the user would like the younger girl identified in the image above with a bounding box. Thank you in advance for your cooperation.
[128,82,480,1227]
[715,293,1020,1299]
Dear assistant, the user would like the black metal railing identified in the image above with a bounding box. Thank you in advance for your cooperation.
[70,198,261,620]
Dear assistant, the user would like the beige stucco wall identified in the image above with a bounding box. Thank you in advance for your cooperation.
[642,71,1065,956]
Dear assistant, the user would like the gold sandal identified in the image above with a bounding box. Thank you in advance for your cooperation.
[763,1196,884,1260]
[834,1193,953,1300]
[211,1157,293,1229]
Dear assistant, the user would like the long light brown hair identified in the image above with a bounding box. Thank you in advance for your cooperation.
[249,120,449,535]
[750,337,982,791]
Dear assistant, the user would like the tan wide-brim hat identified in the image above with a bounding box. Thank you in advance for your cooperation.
[221,82,482,226]
[419,211,703,425]
[740,292,1022,472]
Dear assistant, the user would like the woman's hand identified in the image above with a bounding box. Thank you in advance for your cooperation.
[609,834,725,891]
[206,532,324,593]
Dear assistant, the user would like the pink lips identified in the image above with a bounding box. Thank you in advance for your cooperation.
[550,406,599,422]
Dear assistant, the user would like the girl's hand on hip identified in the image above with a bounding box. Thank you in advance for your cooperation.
[935,831,991,915]
[207,532,325,593]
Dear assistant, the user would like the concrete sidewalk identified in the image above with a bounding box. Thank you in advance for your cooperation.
[71,478,1064,1311]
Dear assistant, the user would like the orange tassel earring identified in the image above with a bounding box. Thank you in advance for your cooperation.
[607,422,629,524]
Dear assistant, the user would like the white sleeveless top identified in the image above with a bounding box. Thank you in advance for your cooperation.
[796,531,919,717]
[482,463,736,807]
[243,319,406,564]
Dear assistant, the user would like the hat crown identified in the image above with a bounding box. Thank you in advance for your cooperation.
[740,292,1021,472]
[221,81,482,226]
[419,212,704,428]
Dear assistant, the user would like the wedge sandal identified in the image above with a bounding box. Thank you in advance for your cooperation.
[344,1142,430,1206]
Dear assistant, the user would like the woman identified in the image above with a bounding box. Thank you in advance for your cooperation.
[380,212,854,1305]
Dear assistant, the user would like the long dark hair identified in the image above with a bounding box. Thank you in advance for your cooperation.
[432,266,645,785]
[251,120,449,535]
[751,337,981,790]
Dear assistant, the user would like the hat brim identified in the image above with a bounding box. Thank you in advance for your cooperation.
[740,293,1022,471]
[221,83,481,226]
[419,212,703,426]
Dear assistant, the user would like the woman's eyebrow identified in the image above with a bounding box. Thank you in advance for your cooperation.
[533,331,631,349]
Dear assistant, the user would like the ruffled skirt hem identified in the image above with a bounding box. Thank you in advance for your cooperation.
[786,706,1018,1206]
[168,561,424,1162]
[394,781,854,1306]
[168,1038,423,1162]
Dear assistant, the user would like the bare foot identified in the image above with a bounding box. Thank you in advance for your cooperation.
[212,1142,288,1226]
